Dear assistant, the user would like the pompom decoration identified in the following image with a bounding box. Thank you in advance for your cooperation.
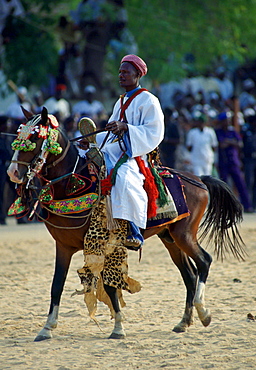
[11,138,36,152]
[45,129,63,155]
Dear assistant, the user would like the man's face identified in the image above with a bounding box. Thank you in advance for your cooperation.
[119,62,140,91]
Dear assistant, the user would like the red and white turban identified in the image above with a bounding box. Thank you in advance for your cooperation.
[121,54,148,77]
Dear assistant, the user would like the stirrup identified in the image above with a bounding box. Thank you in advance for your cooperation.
[124,237,142,251]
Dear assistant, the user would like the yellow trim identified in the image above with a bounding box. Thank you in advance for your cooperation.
[146,212,190,229]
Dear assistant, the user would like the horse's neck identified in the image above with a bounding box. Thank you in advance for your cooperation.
[46,141,79,178]
[43,141,80,197]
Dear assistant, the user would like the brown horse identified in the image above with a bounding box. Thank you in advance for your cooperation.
[7,107,245,341]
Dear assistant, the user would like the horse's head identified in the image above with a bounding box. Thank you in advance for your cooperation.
[7,106,64,185]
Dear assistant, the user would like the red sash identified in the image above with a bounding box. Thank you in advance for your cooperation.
[119,88,147,121]
[119,88,159,219]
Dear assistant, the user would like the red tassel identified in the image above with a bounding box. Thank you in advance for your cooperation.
[101,169,114,195]
[135,157,159,218]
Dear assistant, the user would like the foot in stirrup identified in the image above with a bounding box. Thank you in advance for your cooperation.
[125,236,142,251]
[124,222,143,251]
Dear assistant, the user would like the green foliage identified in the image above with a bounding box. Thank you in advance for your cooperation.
[125,0,256,83]
[3,16,58,87]
[2,0,80,88]
[3,0,256,89]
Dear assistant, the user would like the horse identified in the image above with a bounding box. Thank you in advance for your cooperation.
[7,107,245,341]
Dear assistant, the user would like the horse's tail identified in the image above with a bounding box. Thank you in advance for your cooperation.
[199,175,245,261]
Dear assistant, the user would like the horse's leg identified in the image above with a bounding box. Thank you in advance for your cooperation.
[103,283,125,339]
[160,238,197,332]
[192,243,212,327]
[34,243,74,341]
[169,217,212,327]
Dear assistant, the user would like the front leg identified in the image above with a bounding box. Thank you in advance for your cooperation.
[34,244,74,341]
[104,284,125,339]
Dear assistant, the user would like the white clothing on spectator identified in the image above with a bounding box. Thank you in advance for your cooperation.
[186,126,218,177]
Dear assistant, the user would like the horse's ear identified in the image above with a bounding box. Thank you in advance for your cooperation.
[21,106,33,120]
[41,106,49,125]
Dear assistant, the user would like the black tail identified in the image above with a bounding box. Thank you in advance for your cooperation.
[200,176,245,261]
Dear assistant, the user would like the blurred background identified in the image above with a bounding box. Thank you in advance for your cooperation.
[2,0,256,225]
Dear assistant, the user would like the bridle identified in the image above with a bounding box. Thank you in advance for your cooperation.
[10,114,72,188]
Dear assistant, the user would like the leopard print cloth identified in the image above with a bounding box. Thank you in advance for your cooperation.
[77,198,141,318]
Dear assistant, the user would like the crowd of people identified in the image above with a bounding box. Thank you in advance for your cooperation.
[1,61,256,226]
[158,74,256,213]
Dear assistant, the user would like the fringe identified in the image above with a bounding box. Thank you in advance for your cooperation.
[105,195,120,230]
[149,211,178,221]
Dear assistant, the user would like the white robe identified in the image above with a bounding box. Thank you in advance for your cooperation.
[96,90,164,228]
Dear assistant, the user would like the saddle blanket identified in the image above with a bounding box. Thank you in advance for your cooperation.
[146,173,190,229]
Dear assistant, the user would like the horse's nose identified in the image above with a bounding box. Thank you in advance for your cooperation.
[7,164,23,183]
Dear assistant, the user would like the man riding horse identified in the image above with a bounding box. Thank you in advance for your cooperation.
[79,54,165,250]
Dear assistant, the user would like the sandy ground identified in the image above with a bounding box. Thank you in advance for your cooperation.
[0,213,256,370]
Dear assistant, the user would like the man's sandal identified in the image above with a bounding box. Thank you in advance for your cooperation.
[124,237,142,251]
[78,117,97,144]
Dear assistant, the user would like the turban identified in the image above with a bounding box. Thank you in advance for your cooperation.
[121,54,147,77]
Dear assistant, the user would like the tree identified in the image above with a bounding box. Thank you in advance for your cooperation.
[125,0,256,83]
[2,0,256,91]
[1,0,79,88]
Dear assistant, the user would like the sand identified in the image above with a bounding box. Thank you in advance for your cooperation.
[0,214,256,369]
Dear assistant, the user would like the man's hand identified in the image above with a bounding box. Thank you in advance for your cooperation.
[77,138,90,150]
[106,121,128,135]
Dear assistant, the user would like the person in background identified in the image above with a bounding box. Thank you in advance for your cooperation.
[72,84,106,125]
[43,84,71,124]
[239,78,256,111]
[186,111,218,176]
[241,113,256,211]
[159,107,180,168]
[215,112,252,212]
[5,86,32,129]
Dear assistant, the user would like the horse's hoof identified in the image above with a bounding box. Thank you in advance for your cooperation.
[34,328,52,341]
[172,325,187,333]
[108,332,125,339]
[34,335,51,342]
[201,314,211,327]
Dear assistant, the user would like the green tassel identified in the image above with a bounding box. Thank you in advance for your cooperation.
[111,153,129,185]
[150,166,169,208]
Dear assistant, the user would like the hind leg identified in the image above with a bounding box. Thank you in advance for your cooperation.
[168,220,212,328]
[161,238,197,332]
[192,243,212,327]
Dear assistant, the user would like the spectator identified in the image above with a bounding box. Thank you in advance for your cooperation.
[72,85,106,125]
[186,111,218,176]
[239,78,256,111]
[63,115,78,139]
[159,108,180,168]
[175,113,193,172]
[5,86,32,128]
[213,67,234,102]
[44,84,71,124]
[215,112,252,212]
[241,113,256,211]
